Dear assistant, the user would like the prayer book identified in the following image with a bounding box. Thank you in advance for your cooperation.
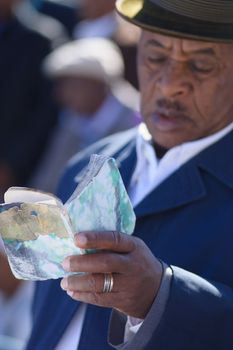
[0,155,135,281]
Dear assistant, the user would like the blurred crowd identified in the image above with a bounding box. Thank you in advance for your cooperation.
[0,0,141,349]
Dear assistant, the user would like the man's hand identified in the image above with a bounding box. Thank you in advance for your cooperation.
[61,231,163,319]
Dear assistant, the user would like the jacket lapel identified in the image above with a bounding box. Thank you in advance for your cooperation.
[43,290,80,349]
[134,161,206,217]
[27,280,80,349]
[78,305,112,350]
[117,138,137,190]
[197,128,233,190]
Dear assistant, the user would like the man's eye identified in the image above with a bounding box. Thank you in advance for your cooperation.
[147,55,167,64]
[189,60,214,73]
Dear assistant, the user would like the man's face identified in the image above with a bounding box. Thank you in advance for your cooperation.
[55,76,107,116]
[138,31,233,148]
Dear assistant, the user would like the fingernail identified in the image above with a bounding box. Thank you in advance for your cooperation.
[62,259,70,271]
[61,278,68,290]
[67,291,74,297]
[76,233,87,246]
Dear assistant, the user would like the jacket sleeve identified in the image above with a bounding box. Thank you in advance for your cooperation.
[108,266,233,350]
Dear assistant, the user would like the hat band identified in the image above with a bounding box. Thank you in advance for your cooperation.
[150,0,233,23]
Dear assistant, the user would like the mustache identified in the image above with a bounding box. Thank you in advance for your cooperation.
[155,99,187,115]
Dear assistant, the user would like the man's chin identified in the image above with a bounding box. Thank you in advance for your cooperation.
[149,129,191,149]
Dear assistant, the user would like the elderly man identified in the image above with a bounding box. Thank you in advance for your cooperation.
[26,1,233,349]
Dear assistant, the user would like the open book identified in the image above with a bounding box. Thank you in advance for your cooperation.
[0,155,135,281]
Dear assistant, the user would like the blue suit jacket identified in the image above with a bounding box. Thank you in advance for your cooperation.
[26,127,233,350]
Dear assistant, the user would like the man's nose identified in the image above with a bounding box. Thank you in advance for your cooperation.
[156,61,192,98]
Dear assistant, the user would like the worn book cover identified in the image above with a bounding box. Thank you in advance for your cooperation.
[0,155,135,281]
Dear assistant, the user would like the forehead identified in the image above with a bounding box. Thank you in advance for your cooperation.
[139,30,233,58]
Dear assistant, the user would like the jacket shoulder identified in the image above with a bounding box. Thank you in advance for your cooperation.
[69,127,137,167]
[57,127,137,202]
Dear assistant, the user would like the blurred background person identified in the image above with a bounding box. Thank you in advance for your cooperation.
[0,3,60,344]
[29,0,140,88]
[73,0,118,39]
[73,0,140,88]
[29,38,140,193]
[0,238,34,350]
[30,0,79,37]
[0,1,72,349]
[0,0,58,201]
[15,0,69,49]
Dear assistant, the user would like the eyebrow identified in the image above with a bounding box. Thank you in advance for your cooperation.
[145,39,216,56]
[189,47,216,56]
[145,39,165,48]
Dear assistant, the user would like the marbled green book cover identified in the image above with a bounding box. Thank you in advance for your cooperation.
[0,155,135,281]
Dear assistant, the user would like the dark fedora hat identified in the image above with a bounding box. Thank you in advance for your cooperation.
[116,0,233,42]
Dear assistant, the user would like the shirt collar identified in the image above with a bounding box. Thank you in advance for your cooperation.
[133,121,233,184]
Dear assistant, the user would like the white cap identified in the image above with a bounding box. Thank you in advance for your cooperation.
[43,38,125,84]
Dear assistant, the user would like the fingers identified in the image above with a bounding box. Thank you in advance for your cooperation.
[62,232,140,278]
[75,231,136,253]
[61,273,118,294]
[60,272,152,318]
[60,232,164,318]
[65,290,121,309]
[61,273,127,311]
[63,252,128,274]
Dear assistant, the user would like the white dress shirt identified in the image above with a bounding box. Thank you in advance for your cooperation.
[55,121,233,349]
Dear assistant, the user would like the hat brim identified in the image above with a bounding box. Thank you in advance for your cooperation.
[116,0,233,43]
